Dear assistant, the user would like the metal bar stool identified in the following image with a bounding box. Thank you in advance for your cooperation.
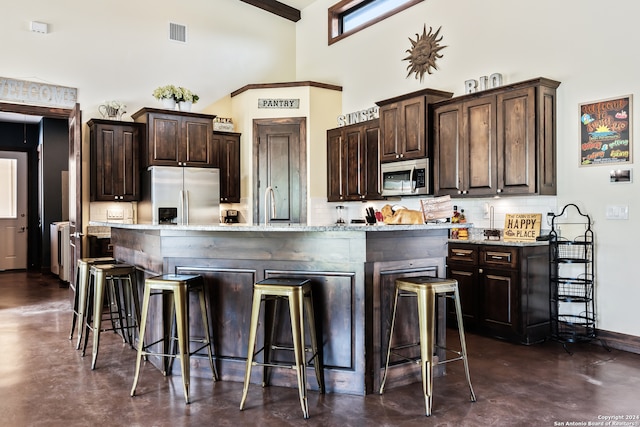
[81,263,140,370]
[379,276,476,416]
[131,274,217,404]
[240,277,325,419]
[69,257,114,349]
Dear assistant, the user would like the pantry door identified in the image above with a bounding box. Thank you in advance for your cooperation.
[0,151,28,270]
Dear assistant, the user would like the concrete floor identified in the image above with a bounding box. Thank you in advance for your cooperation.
[1,270,639,427]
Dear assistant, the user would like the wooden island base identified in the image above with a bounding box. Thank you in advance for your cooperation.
[108,224,452,395]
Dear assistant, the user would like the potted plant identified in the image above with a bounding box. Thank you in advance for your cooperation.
[152,85,199,111]
[152,84,180,109]
[175,87,199,112]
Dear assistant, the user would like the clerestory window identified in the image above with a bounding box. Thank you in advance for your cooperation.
[328,0,424,45]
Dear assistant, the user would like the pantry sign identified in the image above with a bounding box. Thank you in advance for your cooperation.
[503,213,542,242]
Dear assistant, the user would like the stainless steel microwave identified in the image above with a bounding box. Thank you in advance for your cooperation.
[381,158,430,197]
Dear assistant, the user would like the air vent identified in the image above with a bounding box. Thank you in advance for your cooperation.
[169,22,187,43]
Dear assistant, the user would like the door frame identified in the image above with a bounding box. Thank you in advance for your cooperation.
[252,117,307,225]
[0,102,80,275]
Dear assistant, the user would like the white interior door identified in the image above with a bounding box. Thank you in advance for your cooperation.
[0,151,28,270]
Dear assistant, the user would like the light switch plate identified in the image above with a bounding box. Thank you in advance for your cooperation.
[605,205,629,220]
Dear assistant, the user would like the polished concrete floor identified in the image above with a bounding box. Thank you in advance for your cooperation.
[1,270,639,427]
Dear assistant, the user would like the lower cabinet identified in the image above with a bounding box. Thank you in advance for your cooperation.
[447,242,550,344]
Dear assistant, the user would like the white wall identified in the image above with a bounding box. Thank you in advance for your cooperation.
[3,0,639,338]
[297,0,640,337]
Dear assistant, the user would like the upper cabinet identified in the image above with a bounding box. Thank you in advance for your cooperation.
[433,77,560,197]
[89,119,142,202]
[327,119,382,202]
[376,88,453,162]
[212,131,241,203]
[132,108,216,168]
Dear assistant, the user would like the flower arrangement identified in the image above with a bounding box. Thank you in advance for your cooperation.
[175,87,199,104]
[152,85,199,104]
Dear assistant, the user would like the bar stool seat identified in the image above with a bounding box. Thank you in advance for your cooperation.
[131,274,217,404]
[81,263,140,370]
[240,277,325,419]
[379,276,476,416]
[69,257,114,349]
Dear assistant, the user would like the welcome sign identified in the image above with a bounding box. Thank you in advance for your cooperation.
[503,213,542,242]
[0,77,77,108]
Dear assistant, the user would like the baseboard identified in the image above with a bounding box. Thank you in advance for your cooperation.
[595,329,640,354]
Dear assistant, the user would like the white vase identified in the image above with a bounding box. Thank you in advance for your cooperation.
[162,98,176,110]
[179,101,192,112]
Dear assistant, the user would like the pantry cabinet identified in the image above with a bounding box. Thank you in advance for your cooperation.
[212,131,241,203]
[433,77,560,197]
[88,119,142,202]
[132,108,216,168]
[447,242,550,344]
[327,119,382,202]
[376,88,453,162]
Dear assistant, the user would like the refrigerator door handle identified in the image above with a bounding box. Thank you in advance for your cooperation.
[184,190,189,225]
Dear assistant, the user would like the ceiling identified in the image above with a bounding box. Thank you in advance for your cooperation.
[0,111,42,124]
[0,0,317,125]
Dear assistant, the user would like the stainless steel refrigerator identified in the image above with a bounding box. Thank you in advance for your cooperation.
[138,166,220,225]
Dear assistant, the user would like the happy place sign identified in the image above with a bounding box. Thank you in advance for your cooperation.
[503,213,542,242]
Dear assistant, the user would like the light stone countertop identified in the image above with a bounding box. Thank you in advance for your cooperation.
[89,221,472,233]
[448,238,549,247]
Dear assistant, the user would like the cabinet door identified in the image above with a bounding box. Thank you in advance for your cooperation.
[326,128,345,202]
[497,87,536,195]
[464,96,497,196]
[344,126,365,200]
[363,124,382,200]
[433,103,464,196]
[90,122,140,201]
[379,98,426,162]
[148,114,181,166]
[480,267,519,339]
[213,132,240,203]
[182,117,214,167]
[448,263,479,328]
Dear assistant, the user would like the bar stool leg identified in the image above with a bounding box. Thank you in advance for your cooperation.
[90,269,108,370]
[173,284,191,404]
[379,286,400,394]
[240,288,264,411]
[131,283,151,397]
[416,287,436,416]
[197,285,218,381]
[304,289,325,393]
[452,286,476,402]
[289,289,309,419]
[69,264,82,341]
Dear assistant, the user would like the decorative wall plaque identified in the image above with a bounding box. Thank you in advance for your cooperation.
[403,25,446,82]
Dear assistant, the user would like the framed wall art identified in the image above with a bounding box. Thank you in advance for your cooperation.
[580,94,632,166]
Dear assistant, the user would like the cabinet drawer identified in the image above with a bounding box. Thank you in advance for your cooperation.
[480,247,518,269]
[448,245,478,264]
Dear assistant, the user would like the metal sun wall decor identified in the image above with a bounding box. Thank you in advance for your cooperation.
[403,25,446,82]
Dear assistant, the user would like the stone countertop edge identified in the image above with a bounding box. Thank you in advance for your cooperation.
[89,221,472,232]
[448,238,549,247]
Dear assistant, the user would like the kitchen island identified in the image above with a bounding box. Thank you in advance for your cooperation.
[95,222,465,395]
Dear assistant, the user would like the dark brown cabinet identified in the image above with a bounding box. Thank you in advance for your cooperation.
[433,77,560,197]
[132,108,216,168]
[88,119,141,201]
[327,119,382,202]
[376,88,453,162]
[212,131,241,203]
[447,242,550,344]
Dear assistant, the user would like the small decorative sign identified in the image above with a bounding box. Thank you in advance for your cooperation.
[0,76,77,108]
[337,106,379,127]
[579,95,632,166]
[258,98,299,109]
[503,213,542,242]
[464,73,503,94]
